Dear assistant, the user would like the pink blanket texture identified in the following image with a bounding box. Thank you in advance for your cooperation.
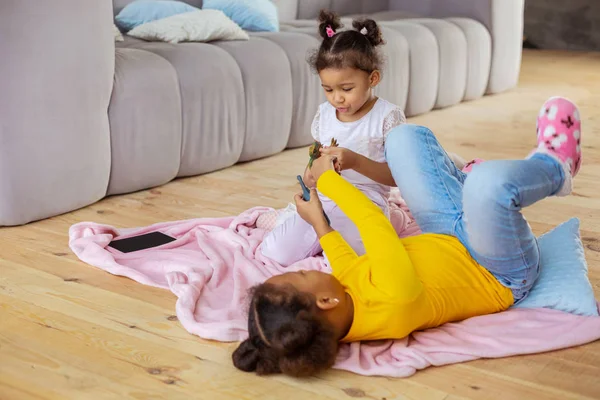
[68,199,600,377]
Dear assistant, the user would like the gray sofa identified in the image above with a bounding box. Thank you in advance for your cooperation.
[0,0,524,226]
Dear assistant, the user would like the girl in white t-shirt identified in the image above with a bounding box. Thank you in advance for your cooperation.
[259,11,408,266]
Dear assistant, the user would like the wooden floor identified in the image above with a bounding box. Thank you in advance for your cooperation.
[1,50,599,400]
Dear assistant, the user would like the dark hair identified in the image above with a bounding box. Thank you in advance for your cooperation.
[232,283,339,377]
[309,10,385,73]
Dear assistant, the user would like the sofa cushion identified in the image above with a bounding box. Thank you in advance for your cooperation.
[127,9,249,43]
[296,0,389,20]
[250,31,324,148]
[108,48,182,195]
[513,218,598,317]
[408,18,468,109]
[271,0,298,22]
[125,41,245,177]
[114,34,148,48]
[113,24,124,41]
[373,26,410,111]
[213,36,293,161]
[445,18,491,101]
[381,21,439,116]
[203,0,279,32]
[342,10,421,22]
[115,0,198,31]
[113,0,203,16]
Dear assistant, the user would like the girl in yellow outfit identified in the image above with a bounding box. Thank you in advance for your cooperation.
[232,11,583,377]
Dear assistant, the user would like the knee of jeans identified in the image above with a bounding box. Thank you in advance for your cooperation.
[464,162,518,209]
[385,124,434,159]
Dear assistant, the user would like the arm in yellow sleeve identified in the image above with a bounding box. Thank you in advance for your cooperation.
[320,231,359,274]
[317,171,422,300]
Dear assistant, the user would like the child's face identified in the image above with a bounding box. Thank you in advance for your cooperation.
[266,270,346,311]
[266,270,341,296]
[319,67,380,118]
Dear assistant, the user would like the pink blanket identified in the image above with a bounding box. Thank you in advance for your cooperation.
[68,206,600,378]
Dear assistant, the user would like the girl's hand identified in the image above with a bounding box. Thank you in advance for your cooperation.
[294,188,328,228]
[303,166,316,188]
[310,154,338,182]
[320,146,359,172]
[321,146,397,186]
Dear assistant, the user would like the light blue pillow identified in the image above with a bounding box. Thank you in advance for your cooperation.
[115,0,199,32]
[513,218,598,316]
[203,0,279,32]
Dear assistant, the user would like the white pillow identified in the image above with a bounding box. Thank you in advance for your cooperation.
[113,24,124,42]
[127,9,249,43]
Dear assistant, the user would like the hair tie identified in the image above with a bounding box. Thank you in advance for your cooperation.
[326,25,335,38]
[360,27,368,35]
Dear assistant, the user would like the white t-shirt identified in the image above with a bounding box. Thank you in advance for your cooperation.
[311,98,406,206]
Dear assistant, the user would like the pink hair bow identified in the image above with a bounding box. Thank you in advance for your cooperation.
[326,25,335,38]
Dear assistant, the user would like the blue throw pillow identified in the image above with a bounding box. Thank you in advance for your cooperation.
[115,0,199,32]
[203,0,279,32]
[513,218,598,316]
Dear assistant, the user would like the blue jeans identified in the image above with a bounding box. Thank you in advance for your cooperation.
[385,124,566,302]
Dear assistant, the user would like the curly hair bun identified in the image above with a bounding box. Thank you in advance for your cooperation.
[232,338,283,375]
[352,18,385,47]
[232,339,260,372]
[318,9,343,40]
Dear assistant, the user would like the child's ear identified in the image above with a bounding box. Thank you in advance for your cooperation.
[316,295,340,311]
[369,70,381,88]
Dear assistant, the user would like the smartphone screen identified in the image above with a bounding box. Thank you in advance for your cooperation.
[108,231,176,253]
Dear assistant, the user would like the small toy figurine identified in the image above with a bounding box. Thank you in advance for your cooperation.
[308,138,338,167]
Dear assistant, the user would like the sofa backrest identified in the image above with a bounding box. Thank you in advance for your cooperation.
[112,0,391,21]
[111,0,298,21]
[295,0,389,20]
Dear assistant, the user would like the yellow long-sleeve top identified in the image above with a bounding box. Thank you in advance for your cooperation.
[317,170,514,342]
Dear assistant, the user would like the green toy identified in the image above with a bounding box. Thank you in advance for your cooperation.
[308,138,338,167]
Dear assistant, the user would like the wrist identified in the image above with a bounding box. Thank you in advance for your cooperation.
[313,218,333,238]
[351,153,367,172]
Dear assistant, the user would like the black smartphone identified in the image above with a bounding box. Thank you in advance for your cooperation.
[108,231,176,253]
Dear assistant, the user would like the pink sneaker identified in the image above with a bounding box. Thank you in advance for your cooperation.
[535,96,582,178]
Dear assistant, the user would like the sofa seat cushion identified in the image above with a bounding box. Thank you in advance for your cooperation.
[212,36,293,162]
[390,18,468,110]
[250,31,324,148]
[108,48,182,195]
[121,36,296,170]
[118,40,246,177]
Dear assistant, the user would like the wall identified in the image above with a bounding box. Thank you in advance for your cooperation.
[524,0,600,51]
